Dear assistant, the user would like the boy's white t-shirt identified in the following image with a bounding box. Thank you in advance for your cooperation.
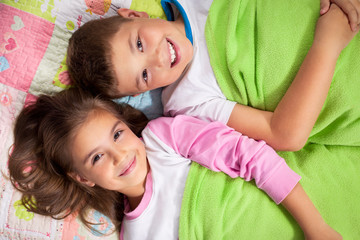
[161,0,236,124]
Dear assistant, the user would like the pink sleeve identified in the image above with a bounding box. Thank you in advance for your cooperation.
[147,115,301,204]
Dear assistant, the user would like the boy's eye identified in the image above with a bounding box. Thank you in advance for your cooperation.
[114,130,123,141]
[142,69,148,82]
[92,154,103,165]
[136,37,143,52]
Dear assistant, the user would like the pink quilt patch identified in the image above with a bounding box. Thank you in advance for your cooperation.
[0,5,54,92]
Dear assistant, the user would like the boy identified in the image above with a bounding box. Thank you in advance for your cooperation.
[67,0,359,151]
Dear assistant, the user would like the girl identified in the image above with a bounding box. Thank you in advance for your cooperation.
[8,88,341,239]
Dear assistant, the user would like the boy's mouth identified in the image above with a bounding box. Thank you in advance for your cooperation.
[167,39,178,67]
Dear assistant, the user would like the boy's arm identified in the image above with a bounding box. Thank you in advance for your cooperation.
[320,0,360,31]
[282,183,342,240]
[227,4,359,151]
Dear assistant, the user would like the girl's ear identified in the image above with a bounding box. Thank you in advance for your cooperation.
[117,8,149,19]
[68,172,95,187]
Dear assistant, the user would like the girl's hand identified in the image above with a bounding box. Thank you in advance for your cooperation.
[281,184,342,240]
[320,0,360,31]
[304,222,342,240]
[314,4,359,57]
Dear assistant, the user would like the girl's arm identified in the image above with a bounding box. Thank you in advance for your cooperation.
[147,115,340,238]
[282,183,342,240]
[227,4,359,151]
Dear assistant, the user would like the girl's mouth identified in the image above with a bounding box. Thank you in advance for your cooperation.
[119,157,136,177]
[167,39,179,68]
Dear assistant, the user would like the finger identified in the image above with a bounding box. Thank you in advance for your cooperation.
[356,22,360,32]
[352,23,360,33]
[349,5,359,31]
[353,0,360,24]
[334,0,359,31]
[320,0,331,14]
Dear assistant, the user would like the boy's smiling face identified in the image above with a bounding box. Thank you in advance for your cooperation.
[110,13,193,96]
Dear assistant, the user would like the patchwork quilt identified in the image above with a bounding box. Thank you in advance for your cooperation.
[0,0,164,239]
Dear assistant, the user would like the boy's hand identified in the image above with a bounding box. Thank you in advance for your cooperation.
[314,4,359,56]
[320,0,360,31]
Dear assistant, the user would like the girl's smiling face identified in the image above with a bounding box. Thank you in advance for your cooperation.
[110,12,193,96]
[70,109,149,198]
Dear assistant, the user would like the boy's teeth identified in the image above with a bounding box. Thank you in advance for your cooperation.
[168,41,176,64]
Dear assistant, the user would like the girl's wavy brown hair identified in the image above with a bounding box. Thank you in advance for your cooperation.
[67,16,131,98]
[8,88,148,232]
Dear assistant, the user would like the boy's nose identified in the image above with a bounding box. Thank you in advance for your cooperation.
[149,47,166,68]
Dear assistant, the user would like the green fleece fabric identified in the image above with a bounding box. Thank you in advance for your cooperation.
[179,0,360,239]
[130,0,166,19]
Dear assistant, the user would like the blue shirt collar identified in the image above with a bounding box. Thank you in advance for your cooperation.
[160,0,193,45]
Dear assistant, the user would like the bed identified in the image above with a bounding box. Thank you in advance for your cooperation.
[1,0,359,239]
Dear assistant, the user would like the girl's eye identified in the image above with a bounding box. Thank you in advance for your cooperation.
[136,37,143,52]
[142,69,148,82]
[92,154,103,165]
[114,130,123,141]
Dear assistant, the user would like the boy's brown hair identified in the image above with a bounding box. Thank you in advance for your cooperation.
[67,16,131,98]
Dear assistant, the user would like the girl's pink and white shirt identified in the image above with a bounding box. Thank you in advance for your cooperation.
[120,115,300,240]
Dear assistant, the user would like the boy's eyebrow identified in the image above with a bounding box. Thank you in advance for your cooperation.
[128,33,141,90]
[128,33,134,54]
[83,120,122,165]
[136,75,140,91]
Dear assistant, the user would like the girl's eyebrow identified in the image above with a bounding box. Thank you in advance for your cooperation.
[110,120,122,137]
[82,120,122,165]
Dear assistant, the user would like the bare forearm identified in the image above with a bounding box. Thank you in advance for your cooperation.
[268,5,357,150]
[282,183,325,234]
[228,44,340,151]
[228,6,357,151]
[281,183,342,239]
[270,43,339,149]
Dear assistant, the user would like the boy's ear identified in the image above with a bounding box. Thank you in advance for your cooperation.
[117,8,149,19]
[68,172,95,187]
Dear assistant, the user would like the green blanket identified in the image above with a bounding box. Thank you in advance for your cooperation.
[179,0,360,239]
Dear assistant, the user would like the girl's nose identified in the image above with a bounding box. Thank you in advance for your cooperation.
[112,148,127,166]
